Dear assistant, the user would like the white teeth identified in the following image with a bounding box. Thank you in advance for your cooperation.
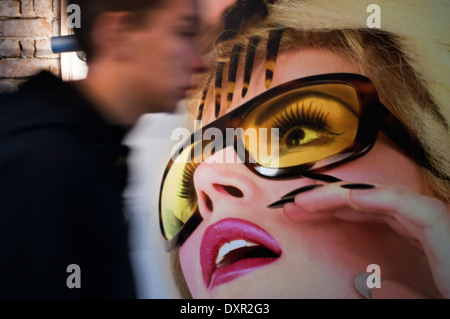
[215,240,258,265]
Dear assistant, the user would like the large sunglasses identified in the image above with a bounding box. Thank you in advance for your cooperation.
[159,73,432,251]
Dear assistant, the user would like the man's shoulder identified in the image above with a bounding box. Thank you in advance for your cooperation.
[0,75,89,163]
[0,72,95,134]
[0,123,93,176]
[0,90,38,120]
[0,88,70,131]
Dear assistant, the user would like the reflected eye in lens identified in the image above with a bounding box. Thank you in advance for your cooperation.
[178,161,200,210]
[241,83,360,169]
[285,127,321,148]
[161,143,201,240]
[272,100,338,153]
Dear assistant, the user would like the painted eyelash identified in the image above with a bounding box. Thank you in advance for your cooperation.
[272,101,329,137]
[177,161,200,209]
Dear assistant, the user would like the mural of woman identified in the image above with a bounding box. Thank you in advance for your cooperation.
[159,0,450,298]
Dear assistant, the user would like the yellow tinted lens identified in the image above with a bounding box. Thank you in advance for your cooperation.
[160,143,200,240]
[242,84,360,168]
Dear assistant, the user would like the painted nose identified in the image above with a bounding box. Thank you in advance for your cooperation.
[193,147,259,220]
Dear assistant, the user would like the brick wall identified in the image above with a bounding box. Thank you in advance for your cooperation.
[0,0,61,93]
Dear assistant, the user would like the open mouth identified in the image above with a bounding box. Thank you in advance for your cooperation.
[200,218,282,290]
[215,239,280,267]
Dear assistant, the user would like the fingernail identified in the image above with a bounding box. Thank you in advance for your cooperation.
[281,184,324,200]
[340,183,375,190]
[300,172,342,183]
[267,197,294,209]
[353,273,374,299]
[268,184,325,209]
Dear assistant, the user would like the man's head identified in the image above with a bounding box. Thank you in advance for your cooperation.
[69,0,205,122]
[68,0,164,61]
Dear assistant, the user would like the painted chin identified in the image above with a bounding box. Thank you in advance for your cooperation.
[199,218,282,290]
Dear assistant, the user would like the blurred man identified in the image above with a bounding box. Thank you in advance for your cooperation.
[0,0,204,298]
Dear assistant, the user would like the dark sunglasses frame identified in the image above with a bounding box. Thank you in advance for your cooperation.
[159,72,434,251]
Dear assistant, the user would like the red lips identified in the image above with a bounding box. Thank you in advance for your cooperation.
[200,218,282,290]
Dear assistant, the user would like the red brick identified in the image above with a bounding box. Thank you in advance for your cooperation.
[0,1,21,18]
[0,39,20,58]
[48,59,60,76]
[0,79,26,93]
[21,0,35,18]
[0,58,53,77]
[34,0,54,18]
[20,40,35,58]
[36,39,59,58]
[0,19,52,37]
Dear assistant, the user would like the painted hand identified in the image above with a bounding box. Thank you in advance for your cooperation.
[281,182,450,298]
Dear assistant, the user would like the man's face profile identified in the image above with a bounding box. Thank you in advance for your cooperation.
[121,0,203,114]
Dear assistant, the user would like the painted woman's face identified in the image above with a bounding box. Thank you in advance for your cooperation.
[178,49,437,298]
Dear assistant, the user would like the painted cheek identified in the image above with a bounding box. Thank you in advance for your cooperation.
[328,137,421,189]
[179,228,206,296]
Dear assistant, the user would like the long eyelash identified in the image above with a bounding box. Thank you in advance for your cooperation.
[177,161,200,208]
[272,101,328,136]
